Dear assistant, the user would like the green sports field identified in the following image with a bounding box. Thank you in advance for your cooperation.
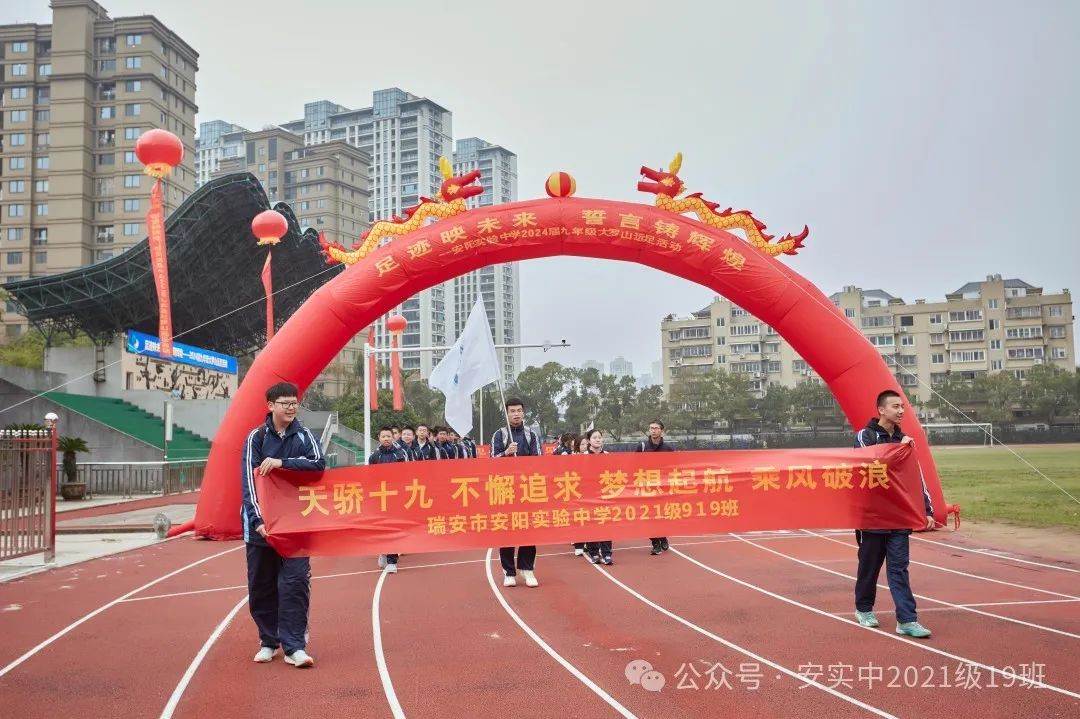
[933,444,1080,529]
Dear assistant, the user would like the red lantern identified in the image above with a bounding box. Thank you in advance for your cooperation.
[386,315,408,334]
[135,129,184,179]
[251,210,288,246]
[545,171,576,198]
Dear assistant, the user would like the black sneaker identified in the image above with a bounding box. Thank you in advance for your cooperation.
[590,554,601,564]
[660,538,670,551]
[602,555,613,566]
[650,540,663,555]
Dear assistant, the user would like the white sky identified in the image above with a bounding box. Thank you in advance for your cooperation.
[5,0,1078,375]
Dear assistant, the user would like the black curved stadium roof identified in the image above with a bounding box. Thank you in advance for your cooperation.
[3,173,343,356]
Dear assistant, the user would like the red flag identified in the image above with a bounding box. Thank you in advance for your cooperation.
[367,327,378,411]
[391,333,403,410]
[146,180,173,357]
[261,251,274,342]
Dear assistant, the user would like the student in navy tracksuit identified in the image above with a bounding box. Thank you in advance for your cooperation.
[461,435,478,458]
[435,426,458,459]
[242,382,325,668]
[583,429,615,565]
[853,389,935,639]
[414,424,441,461]
[492,398,543,587]
[636,419,675,555]
[396,425,420,461]
[368,427,410,573]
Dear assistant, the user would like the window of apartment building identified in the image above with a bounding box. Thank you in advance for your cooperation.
[124,151,137,163]
[123,199,140,212]
[793,360,808,371]
[125,103,141,116]
[731,343,760,354]
[94,177,114,196]
[928,313,942,324]
[951,350,985,362]
[99,83,116,101]
[8,205,25,217]
[991,359,1003,370]
[316,199,327,209]
[1011,369,1027,380]
[95,250,114,262]
[96,201,114,214]
[98,37,116,53]
[34,203,47,217]
[98,130,116,147]
[34,180,48,194]
[1049,305,1064,317]
[95,225,115,243]
[6,252,24,265]
[716,355,726,365]
[901,335,914,346]
[6,228,23,241]
[10,87,28,100]
[9,109,28,122]
[1049,326,1067,339]
[35,110,49,122]
[868,334,894,347]
[124,128,142,141]
[715,317,725,327]
[11,64,28,76]
[299,201,309,211]
[1006,306,1041,319]
[317,166,325,177]
[1051,347,1067,359]
[12,42,28,53]
[100,106,116,119]
[38,64,51,77]
[125,80,141,92]
[8,180,25,193]
[126,34,142,46]
[931,353,944,364]
[988,319,1000,330]
[99,59,116,72]
[899,315,914,326]
[35,87,48,104]
[730,324,760,336]
[33,251,46,264]
[948,310,982,322]
[10,133,26,147]
[257,163,266,173]
[123,175,140,189]
[96,153,115,167]
[987,299,999,309]
[767,361,782,373]
[990,339,1001,350]
[123,222,140,236]
[1005,326,1042,339]
[160,65,167,80]
[35,133,49,148]
[1007,347,1044,360]
[949,329,984,342]
[9,157,26,170]
[125,56,142,70]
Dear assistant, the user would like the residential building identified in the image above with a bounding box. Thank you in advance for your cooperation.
[452,137,520,383]
[660,275,1075,407]
[609,356,633,378]
[194,119,246,187]
[1,0,198,338]
[582,360,604,373]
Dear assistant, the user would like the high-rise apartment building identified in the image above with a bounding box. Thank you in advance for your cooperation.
[452,137,520,383]
[660,276,1074,408]
[609,356,633,378]
[194,119,246,187]
[1,0,198,338]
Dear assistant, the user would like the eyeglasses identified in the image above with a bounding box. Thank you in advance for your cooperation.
[273,401,299,409]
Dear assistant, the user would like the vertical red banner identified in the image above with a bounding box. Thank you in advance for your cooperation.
[391,333,403,410]
[261,251,274,342]
[367,327,378,411]
[146,180,173,357]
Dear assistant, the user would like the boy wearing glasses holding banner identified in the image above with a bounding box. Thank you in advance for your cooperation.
[241,382,326,667]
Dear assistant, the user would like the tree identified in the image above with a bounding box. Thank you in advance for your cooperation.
[1021,364,1080,425]
[402,371,445,424]
[563,367,604,433]
[0,327,93,370]
[756,384,793,431]
[300,388,335,412]
[927,374,979,423]
[667,368,753,437]
[624,384,667,440]
[510,362,569,438]
[929,372,1022,426]
[790,381,846,433]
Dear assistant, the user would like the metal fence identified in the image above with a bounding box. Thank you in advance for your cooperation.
[60,460,207,498]
[0,429,56,562]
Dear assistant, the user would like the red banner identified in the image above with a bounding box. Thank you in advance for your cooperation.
[146,180,173,357]
[261,251,274,342]
[257,444,926,558]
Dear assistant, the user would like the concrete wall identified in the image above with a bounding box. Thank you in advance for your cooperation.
[0,378,162,462]
[0,365,70,393]
[120,391,231,441]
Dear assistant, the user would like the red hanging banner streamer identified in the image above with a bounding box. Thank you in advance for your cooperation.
[367,327,378,411]
[261,251,274,342]
[391,333,403,410]
[146,180,173,357]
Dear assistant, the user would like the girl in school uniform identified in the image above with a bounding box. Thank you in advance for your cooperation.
[583,428,614,565]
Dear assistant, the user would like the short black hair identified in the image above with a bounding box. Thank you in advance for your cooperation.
[876,390,902,408]
[266,382,299,403]
[505,397,525,410]
[560,432,576,444]
[435,425,447,434]
[585,428,603,441]
[401,424,416,432]
[390,425,401,432]
[417,423,429,431]
[649,419,665,430]
[378,426,393,435]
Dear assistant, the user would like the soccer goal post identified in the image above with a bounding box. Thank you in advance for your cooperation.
[923,423,995,447]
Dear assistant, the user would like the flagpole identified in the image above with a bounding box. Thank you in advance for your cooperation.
[478,386,484,445]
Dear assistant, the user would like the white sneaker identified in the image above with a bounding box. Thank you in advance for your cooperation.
[521,569,539,587]
[253,646,275,663]
[284,649,314,668]
[384,563,398,574]
[574,547,584,556]
[503,573,517,587]
[377,554,387,569]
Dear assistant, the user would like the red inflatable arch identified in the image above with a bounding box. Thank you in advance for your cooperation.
[193,196,948,539]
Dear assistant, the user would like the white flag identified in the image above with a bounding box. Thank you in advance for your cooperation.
[428,298,500,437]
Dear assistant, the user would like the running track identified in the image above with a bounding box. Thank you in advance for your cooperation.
[0,530,1077,718]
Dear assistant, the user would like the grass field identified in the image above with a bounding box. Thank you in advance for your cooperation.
[933,443,1080,529]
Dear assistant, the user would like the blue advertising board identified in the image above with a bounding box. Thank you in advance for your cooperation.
[125,330,238,375]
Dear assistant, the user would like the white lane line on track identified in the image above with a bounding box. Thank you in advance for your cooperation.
[910,535,1080,574]
[584,559,898,718]
[372,568,406,719]
[484,549,639,718]
[672,543,1080,700]
[0,545,243,679]
[158,595,249,719]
